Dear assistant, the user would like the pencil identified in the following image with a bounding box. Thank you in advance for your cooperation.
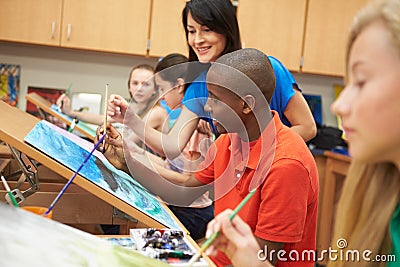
[187,188,257,266]
[1,174,19,207]
[102,84,109,152]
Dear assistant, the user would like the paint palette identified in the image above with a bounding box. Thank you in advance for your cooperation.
[130,228,208,266]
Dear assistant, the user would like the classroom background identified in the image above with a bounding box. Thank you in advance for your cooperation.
[0,41,343,127]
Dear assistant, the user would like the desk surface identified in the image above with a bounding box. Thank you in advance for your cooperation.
[324,150,351,163]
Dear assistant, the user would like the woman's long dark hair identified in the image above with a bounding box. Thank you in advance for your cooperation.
[182,0,242,62]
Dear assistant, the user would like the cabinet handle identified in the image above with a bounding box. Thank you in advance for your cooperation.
[51,21,56,39]
[67,24,71,40]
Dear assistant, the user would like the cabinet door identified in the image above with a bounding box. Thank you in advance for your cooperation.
[302,0,369,76]
[0,0,62,46]
[148,0,188,57]
[61,0,151,55]
[237,0,307,71]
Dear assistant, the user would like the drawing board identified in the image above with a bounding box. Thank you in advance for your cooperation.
[25,92,97,140]
[0,101,183,230]
[25,120,181,229]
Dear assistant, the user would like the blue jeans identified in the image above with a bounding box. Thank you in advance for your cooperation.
[168,204,214,241]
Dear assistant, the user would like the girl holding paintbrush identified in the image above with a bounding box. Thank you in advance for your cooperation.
[56,64,168,138]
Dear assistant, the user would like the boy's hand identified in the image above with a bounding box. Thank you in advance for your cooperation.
[95,124,127,171]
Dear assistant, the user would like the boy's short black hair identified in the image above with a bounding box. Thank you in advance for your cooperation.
[209,48,276,103]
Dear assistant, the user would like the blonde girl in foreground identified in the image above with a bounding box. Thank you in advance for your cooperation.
[206,1,400,266]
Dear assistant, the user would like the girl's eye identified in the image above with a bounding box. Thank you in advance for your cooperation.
[354,80,365,90]
[209,96,218,104]
[188,30,195,34]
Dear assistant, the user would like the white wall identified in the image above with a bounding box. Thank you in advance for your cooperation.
[1,41,343,126]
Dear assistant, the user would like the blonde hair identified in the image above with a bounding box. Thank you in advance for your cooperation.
[329,162,400,267]
[329,1,400,266]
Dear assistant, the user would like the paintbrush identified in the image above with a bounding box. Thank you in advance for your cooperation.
[102,84,109,153]
[187,188,257,266]
[43,133,106,216]
[1,173,19,207]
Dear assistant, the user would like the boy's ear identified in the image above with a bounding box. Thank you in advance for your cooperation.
[242,94,255,114]
[176,78,185,94]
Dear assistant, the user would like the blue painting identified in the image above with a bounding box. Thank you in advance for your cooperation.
[24,120,181,230]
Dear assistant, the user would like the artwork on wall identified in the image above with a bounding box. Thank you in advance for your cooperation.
[0,64,20,107]
[24,120,182,230]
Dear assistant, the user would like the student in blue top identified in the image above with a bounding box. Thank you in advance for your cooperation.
[107,0,315,165]
[206,1,400,266]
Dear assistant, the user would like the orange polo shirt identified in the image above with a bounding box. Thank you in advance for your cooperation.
[195,111,319,267]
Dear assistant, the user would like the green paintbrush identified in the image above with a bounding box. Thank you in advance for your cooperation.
[187,188,257,266]
[1,174,19,207]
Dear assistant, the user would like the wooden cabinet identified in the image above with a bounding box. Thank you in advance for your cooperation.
[237,0,368,76]
[148,0,188,57]
[0,0,151,56]
[237,0,307,71]
[0,0,63,46]
[61,0,151,55]
[0,0,370,75]
[302,0,369,76]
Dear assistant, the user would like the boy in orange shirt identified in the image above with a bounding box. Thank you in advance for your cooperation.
[185,48,318,266]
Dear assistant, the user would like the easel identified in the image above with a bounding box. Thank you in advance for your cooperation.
[0,101,180,232]
[25,92,96,141]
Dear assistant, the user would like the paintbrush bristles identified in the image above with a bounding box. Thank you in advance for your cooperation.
[104,84,108,128]
[102,84,109,152]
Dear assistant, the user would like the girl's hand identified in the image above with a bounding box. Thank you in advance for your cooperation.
[107,94,129,123]
[206,209,273,267]
[56,94,73,117]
